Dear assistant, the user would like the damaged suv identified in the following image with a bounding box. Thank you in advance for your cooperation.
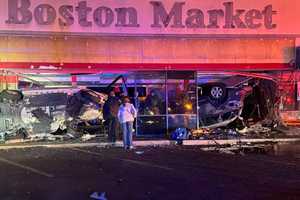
[197,73,279,129]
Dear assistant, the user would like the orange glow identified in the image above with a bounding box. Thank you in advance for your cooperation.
[184,103,193,111]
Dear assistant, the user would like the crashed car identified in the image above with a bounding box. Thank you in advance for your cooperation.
[197,73,279,129]
[0,89,71,139]
[0,73,127,141]
[0,89,27,140]
[65,89,107,135]
[0,87,107,141]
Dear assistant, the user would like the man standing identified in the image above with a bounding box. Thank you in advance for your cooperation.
[118,96,137,150]
[103,91,120,143]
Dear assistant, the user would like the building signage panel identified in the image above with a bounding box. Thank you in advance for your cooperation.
[0,0,299,36]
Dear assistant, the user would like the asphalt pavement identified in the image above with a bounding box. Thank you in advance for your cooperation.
[0,145,299,200]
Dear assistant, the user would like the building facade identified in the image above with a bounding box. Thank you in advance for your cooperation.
[0,0,299,135]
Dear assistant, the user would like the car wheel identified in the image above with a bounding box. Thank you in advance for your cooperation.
[209,84,226,101]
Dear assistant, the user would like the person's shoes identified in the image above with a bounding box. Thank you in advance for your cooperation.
[129,146,135,150]
[124,146,135,150]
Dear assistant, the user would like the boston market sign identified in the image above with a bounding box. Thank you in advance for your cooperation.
[0,0,298,36]
[6,0,276,29]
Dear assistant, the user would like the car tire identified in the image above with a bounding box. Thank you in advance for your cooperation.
[208,84,227,101]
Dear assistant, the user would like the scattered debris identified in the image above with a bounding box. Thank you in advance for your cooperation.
[201,141,276,155]
[171,128,190,140]
[0,132,6,142]
[90,192,107,200]
[219,149,236,155]
[247,123,271,134]
[28,133,60,142]
[117,178,123,184]
[81,134,97,142]
[191,129,210,139]
[135,151,144,155]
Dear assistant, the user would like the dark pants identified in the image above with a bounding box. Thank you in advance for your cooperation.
[107,116,118,143]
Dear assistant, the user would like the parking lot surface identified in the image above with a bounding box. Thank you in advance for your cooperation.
[0,145,299,200]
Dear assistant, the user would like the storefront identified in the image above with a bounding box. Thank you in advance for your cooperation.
[0,0,300,137]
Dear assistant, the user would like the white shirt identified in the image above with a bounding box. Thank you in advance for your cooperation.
[118,103,137,123]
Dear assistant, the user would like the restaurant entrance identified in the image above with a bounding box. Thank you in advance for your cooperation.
[132,71,197,137]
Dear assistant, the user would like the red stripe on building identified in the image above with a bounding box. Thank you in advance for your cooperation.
[0,62,294,74]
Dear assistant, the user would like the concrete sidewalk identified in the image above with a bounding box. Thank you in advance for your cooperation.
[0,138,300,150]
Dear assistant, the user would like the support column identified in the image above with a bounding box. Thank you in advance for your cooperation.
[71,75,77,87]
